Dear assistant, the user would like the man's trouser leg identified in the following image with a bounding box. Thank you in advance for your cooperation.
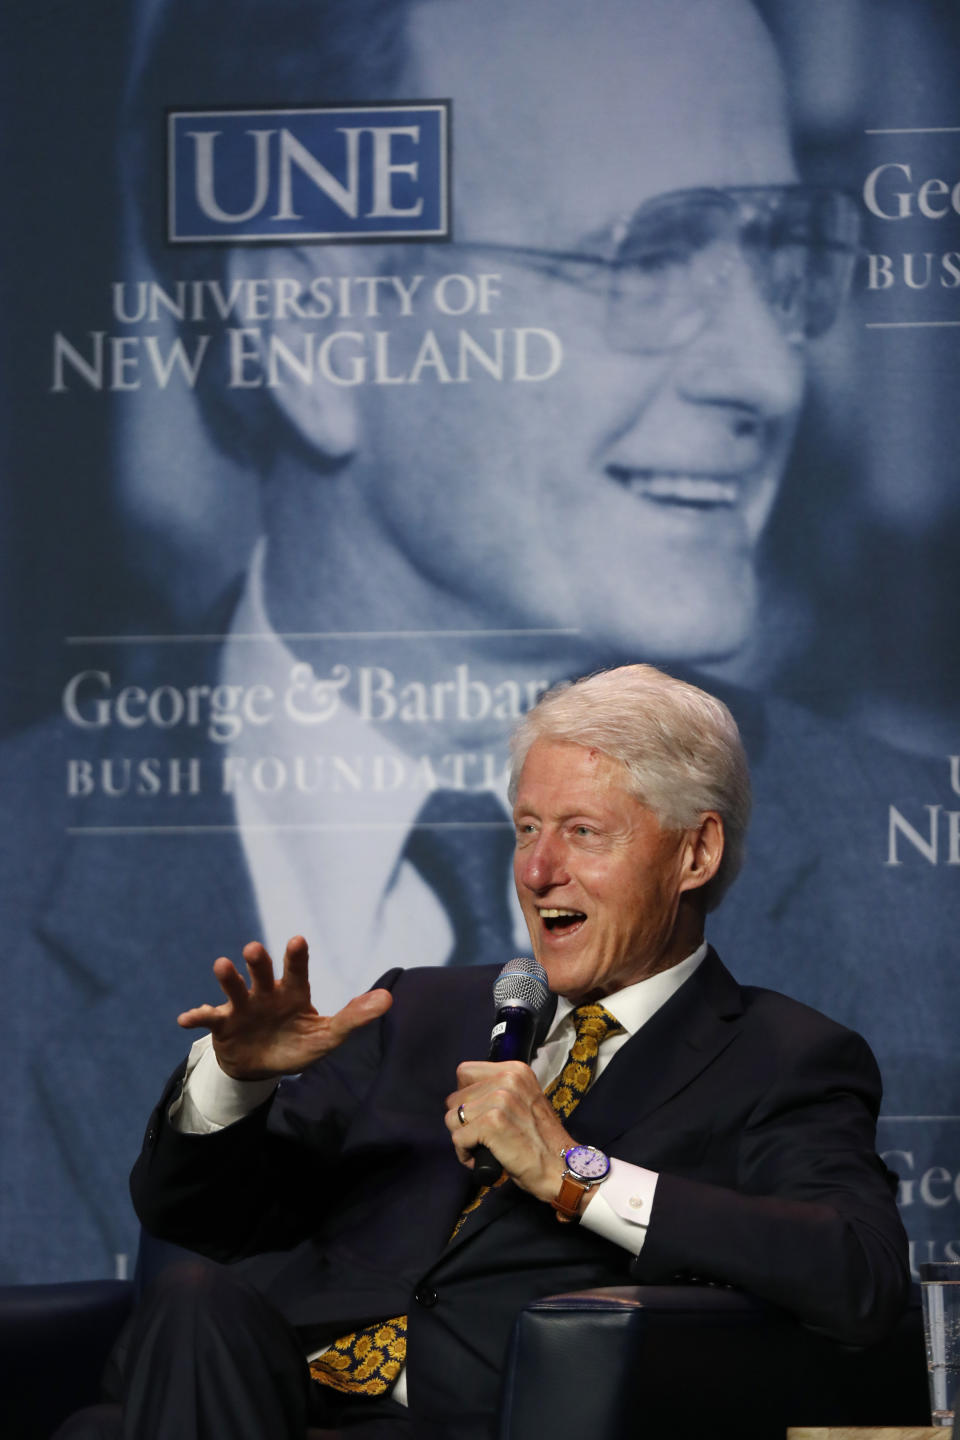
[107,1259,313,1440]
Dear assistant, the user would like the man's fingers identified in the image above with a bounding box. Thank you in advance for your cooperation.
[177,955,248,1028]
[448,1060,531,1111]
[279,935,310,988]
[243,945,276,995]
[327,987,393,1045]
[445,1096,506,1171]
[177,1002,227,1030]
[444,1062,542,1143]
[454,1060,498,1090]
[212,956,250,1008]
[446,1101,480,1146]
[452,1137,476,1168]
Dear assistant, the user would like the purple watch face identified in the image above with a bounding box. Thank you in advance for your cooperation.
[565,1144,610,1181]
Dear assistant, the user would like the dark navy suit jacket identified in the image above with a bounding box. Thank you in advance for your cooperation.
[130,954,909,1433]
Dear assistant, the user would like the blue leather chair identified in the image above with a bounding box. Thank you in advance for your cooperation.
[0,1234,931,1440]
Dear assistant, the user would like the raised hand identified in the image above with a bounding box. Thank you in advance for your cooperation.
[177,935,392,1081]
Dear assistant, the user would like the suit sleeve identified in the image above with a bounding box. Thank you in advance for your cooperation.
[633,1021,910,1346]
[130,968,403,1261]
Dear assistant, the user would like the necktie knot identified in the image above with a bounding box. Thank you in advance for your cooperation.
[570,1002,626,1047]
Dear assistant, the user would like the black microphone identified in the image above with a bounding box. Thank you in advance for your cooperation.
[471,956,555,1185]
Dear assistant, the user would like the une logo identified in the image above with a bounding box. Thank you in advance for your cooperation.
[167,104,449,244]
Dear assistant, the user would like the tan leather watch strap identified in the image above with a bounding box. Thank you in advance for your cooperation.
[552,1173,590,1223]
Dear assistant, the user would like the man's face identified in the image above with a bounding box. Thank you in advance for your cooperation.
[300,0,805,664]
[512,738,699,1000]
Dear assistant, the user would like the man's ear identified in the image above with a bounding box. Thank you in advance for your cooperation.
[222,243,360,461]
[678,813,724,895]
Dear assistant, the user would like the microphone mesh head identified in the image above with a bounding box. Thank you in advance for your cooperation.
[492,956,551,1015]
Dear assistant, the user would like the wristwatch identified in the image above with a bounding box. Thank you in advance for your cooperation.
[552,1143,611,1223]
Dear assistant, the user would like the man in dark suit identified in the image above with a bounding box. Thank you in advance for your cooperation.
[63,666,908,1440]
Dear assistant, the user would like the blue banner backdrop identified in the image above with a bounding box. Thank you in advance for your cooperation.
[1,0,958,1284]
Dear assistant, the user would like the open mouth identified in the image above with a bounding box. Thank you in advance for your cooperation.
[610,469,740,509]
[539,907,587,933]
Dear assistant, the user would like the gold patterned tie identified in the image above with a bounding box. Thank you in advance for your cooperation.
[310,1002,625,1395]
[542,1002,626,1117]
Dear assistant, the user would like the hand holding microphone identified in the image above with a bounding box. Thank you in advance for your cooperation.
[471,956,554,1182]
[447,957,566,1191]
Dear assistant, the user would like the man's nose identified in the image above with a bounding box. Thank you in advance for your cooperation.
[515,832,569,894]
[673,256,805,422]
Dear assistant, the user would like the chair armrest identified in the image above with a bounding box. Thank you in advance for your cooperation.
[0,1280,134,1440]
[498,1284,929,1440]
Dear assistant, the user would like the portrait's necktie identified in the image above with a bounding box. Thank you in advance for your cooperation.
[401,787,516,967]
[310,999,627,1395]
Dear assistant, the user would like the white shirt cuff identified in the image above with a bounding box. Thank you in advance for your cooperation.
[579,1158,658,1254]
[169,1034,279,1133]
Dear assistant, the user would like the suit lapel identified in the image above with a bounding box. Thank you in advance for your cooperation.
[569,948,744,1147]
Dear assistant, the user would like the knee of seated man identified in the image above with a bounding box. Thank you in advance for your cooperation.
[140,1257,268,1333]
[110,1256,302,1389]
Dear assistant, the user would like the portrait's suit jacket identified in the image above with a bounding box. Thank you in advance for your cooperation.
[131,953,909,1433]
[0,662,952,1285]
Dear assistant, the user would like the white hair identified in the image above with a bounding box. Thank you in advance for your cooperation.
[508,665,751,910]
